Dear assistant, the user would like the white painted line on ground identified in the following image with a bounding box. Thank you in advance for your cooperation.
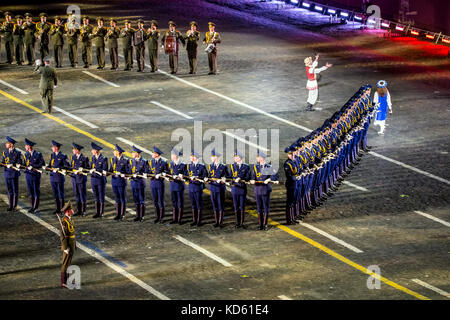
[82,70,120,88]
[278,295,293,300]
[299,222,364,253]
[203,234,252,260]
[150,101,194,120]
[53,106,99,129]
[369,151,450,186]
[222,131,269,152]
[342,181,369,192]
[0,79,29,94]
[414,211,450,228]
[173,235,233,267]
[0,194,169,300]
[412,279,450,298]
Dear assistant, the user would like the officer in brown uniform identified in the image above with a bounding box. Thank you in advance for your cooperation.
[106,18,120,70]
[65,13,79,68]
[12,15,24,65]
[203,22,221,75]
[133,19,146,72]
[146,20,159,72]
[119,20,134,71]
[59,201,76,288]
[185,21,200,74]
[50,16,65,68]
[79,16,93,68]
[90,17,107,69]
[1,12,15,64]
[34,56,58,113]
[35,13,51,60]
[161,21,185,74]
[23,13,36,65]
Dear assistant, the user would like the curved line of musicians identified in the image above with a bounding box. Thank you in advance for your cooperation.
[1,139,280,230]
[0,11,222,75]
[282,84,375,225]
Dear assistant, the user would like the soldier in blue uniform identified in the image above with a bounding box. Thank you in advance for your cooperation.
[89,142,108,218]
[148,146,167,224]
[250,150,279,230]
[2,137,22,211]
[71,143,90,217]
[228,150,250,228]
[206,148,228,228]
[187,150,207,226]
[23,138,45,213]
[130,146,148,222]
[109,144,130,220]
[47,140,69,214]
[284,146,300,225]
[168,148,186,224]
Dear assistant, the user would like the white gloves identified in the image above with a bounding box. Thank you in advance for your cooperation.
[250,180,255,184]
[204,177,209,182]
[63,249,69,255]
[15,163,21,168]
[120,173,125,178]
[234,177,241,183]
[132,174,137,178]
[155,173,161,179]
[220,177,226,183]
[35,59,41,66]
[6,164,12,168]
[102,170,107,175]
[264,178,271,184]
[89,169,95,174]
[178,173,183,179]
[28,166,33,170]
[143,173,148,179]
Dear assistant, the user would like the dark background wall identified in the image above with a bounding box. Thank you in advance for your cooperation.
[314,0,450,34]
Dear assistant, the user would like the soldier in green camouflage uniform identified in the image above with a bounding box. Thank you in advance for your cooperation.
[12,15,24,65]
[36,13,51,60]
[185,21,200,74]
[79,16,93,68]
[65,13,79,68]
[23,13,36,65]
[90,17,107,69]
[119,20,134,71]
[106,19,120,70]
[50,17,65,68]
[1,12,15,64]
[146,20,159,72]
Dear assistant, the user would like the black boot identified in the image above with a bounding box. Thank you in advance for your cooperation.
[28,197,35,213]
[34,197,40,212]
[53,199,61,214]
[190,209,197,226]
[178,208,183,225]
[7,195,13,211]
[213,211,219,228]
[235,211,241,228]
[120,203,126,220]
[61,272,67,288]
[113,203,121,220]
[93,201,100,218]
[240,210,247,229]
[134,205,140,221]
[218,211,224,228]
[73,202,81,216]
[196,209,202,226]
[159,208,165,224]
[305,102,315,111]
[154,206,160,223]
[170,208,177,224]
[99,202,104,218]
[81,202,87,217]
[140,205,145,222]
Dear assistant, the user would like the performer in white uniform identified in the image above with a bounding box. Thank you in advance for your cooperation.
[373,80,392,135]
[304,54,332,111]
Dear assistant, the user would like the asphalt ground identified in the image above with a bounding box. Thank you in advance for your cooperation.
[0,0,449,301]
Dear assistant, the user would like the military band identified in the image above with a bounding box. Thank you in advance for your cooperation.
[106,19,120,70]
[65,12,79,68]
[91,18,107,69]
[12,15,24,65]
[1,12,15,64]
[133,19,146,72]
[120,20,134,71]
[203,22,221,75]
[185,21,200,74]
[50,17,65,68]
[146,20,159,72]
[23,13,36,65]
[80,16,93,68]
[161,21,185,74]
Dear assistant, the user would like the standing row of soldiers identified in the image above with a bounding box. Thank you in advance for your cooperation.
[2,139,279,230]
[283,85,375,224]
[0,11,222,74]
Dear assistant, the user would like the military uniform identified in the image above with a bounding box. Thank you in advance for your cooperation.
[48,140,70,214]
[119,22,134,70]
[23,138,45,213]
[59,201,76,288]
[90,19,107,69]
[65,19,79,67]
[35,13,51,60]
[161,21,185,74]
[251,151,279,230]
[106,20,120,70]
[284,147,300,225]
[79,18,93,68]
[109,145,130,220]
[203,22,221,75]
[89,143,108,218]
[168,148,185,224]
[12,16,24,65]
[187,151,207,226]
[148,147,167,223]
[185,21,200,74]
[133,20,146,72]
[23,14,36,65]
[50,19,65,67]
[146,20,159,72]
[71,143,90,217]
[2,13,15,63]
[1,137,22,211]
[207,149,228,228]
[34,57,57,113]
[130,146,147,222]
[228,150,250,228]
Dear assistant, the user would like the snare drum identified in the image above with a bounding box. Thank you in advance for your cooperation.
[164,35,177,54]
[205,43,215,54]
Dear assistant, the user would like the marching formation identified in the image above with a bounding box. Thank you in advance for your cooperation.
[283,85,375,224]
[0,11,222,74]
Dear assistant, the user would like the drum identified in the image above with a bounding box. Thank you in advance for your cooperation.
[205,43,215,54]
[164,35,177,54]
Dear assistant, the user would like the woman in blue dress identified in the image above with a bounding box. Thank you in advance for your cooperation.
[373,80,392,135]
